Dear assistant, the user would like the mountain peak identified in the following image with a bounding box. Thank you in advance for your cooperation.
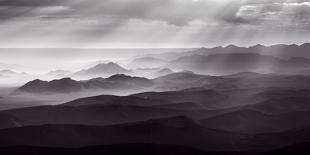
[18,78,82,93]
[0,69,17,74]
[72,62,131,78]
[94,62,122,68]
[32,79,46,82]
[251,44,265,48]
[54,77,75,82]
[108,74,132,80]
[225,44,240,48]
[157,68,174,74]
[107,62,119,65]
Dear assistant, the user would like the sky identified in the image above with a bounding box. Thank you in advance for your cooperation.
[0,0,310,48]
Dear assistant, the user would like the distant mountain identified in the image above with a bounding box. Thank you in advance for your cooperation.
[192,43,310,59]
[17,78,83,93]
[0,70,26,77]
[16,70,310,95]
[63,94,167,107]
[72,62,133,79]
[225,73,310,89]
[166,53,310,75]
[127,57,167,69]
[139,51,194,61]
[133,44,310,64]
[224,72,271,79]
[85,74,153,90]
[154,71,208,82]
[81,60,112,69]
[153,71,227,91]
[16,74,153,94]
[17,71,231,94]
[147,68,174,78]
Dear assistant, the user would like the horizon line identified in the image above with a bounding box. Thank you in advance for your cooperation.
[0,42,309,49]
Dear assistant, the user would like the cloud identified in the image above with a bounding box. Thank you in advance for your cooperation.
[0,0,64,7]
[0,0,310,47]
[0,0,249,25]
[237,0,310,28]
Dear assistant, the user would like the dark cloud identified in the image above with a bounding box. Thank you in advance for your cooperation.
[0,0,248,25]
[0,0,70,20]
[0,0,65,7]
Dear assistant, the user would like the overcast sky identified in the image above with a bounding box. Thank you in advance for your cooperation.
[0,0,310,48]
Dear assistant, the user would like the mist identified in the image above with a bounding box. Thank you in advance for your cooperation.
[1,0,310,154]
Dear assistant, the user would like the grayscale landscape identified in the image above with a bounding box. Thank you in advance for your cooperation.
[1,0,310,155]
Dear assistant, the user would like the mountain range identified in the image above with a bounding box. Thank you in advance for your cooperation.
[16,74,153,94]
[192,43,310,59]
[2,44,310,154]
[15,71,310,95]
[1,71,310,154]
[166,53,310,75]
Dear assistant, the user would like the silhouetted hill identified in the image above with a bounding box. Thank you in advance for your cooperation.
[0,116,310,153]
[153,71,227,91]
[63,94,167,107]
[133,90,228,109]
[18,71,310,94]
[18,78,83,93]
[224,72,271,79]
[0,114,21,129]
[0,116,240,151]
[0,144,211,155]
[200,109,310,134]
[224,73,310,89]
[263,142,310,155]
[17,74,154,94]
[248,96,310,114]
[88,74,153,89]
[0,96,214,129]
